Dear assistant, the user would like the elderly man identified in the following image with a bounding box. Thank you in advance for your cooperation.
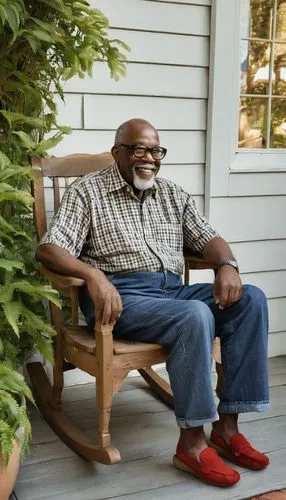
[36,118,269,487]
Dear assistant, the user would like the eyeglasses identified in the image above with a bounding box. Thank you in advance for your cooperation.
[118,143,167,160]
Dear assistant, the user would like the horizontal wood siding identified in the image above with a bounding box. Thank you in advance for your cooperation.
[49,0,210,204]
[92,0,210,34]
[209,196,286,242]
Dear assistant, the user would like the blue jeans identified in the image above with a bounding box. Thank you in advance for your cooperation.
[79,271,269,428]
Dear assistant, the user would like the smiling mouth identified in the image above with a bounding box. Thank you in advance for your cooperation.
[135,164,155,174]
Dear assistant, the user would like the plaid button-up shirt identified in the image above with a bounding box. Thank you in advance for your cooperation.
[41,163,218,275]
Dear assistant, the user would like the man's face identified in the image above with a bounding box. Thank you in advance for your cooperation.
[112,124,162,193]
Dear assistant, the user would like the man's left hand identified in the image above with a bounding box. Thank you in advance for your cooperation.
[213,265,242,310]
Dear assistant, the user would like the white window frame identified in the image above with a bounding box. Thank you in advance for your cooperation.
[206,0,286,199]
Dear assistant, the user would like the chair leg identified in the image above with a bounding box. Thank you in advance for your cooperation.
[212,338,223,399]
[138,367,174,408]
[53,333,64,407]
[49,302,64,407]
[95,323,117,452]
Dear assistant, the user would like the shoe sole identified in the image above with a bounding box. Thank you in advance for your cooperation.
[209,440,268,470]
[173,455,239,487]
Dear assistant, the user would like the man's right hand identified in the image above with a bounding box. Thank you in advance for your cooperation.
[36,244,122,325]
[86,272,122,325]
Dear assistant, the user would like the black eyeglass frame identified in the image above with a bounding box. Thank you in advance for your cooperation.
[117,143,167,160]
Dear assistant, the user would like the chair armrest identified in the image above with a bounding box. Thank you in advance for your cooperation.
[183,248,218,270]
[38,263,85,288]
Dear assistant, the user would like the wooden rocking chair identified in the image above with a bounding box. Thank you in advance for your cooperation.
[27,152,221,465]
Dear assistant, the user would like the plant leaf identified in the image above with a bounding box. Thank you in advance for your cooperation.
[0,190,33,207]
[2,301,22,335]
[12,131,36,150]
[0,110,45,129]
[0,259,24,272]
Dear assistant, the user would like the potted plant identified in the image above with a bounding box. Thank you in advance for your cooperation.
[0,366,33,500]
[0,0,128,495]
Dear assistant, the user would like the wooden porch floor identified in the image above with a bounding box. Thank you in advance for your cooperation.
[15,357,286,500]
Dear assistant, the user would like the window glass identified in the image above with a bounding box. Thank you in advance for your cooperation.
[239,0,286,149]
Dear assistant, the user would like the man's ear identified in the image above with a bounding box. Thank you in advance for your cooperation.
[111,145,119,163]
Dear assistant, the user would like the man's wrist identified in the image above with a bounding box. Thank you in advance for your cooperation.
[217,258,239,273]
[84,267,105,282]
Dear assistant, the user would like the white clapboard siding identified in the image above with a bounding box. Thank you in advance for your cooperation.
[229,171,286,196]
[63,63,208,99]
[93,0,210,35]
[268,298,286,333]
[54,94,83,129]
[109,29,209,66]
[83,95,207,131]
[268,331,286,357]
[231,240,286,273]
[209,196,286,243]
[241,271,286,300]
[48,130,206,164]
[160,164,204,194]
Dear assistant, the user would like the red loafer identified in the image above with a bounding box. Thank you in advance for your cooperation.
[210,431,269,470]
[173,446,240,487]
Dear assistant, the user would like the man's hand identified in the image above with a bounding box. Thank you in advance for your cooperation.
[86,272,122,325]
[213,265,242,310]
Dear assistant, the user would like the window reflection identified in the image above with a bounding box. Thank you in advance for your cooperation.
[270,98,286,147]
[276,1,286,41]
[240,41,270,94]
[273,43,286,94]
[250,0,273,39]
[239,0,286,149]
[239,98,267,148]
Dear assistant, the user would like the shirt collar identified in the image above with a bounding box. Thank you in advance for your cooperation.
[106,163,157,198]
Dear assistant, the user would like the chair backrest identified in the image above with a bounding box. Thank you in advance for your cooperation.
[31,152,113,241]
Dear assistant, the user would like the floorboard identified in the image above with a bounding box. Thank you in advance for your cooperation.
[15,357,286,500]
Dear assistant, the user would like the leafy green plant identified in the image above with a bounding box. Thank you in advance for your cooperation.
[0,0,128,463]
[0,365,33,463]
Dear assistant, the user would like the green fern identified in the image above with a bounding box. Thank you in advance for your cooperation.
[0,419,15,465]
[0,259,24,272]
[0,0,128,464]
[0,366,34,403]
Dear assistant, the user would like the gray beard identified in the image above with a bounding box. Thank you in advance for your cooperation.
[133,167,155,191]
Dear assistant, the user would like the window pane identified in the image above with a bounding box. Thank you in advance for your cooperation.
[273,43,286,94]
[250,0,274,40]
[239,97,267,148]
[269,98,286,147]
[276,0,286,42]
[240,41,271,94]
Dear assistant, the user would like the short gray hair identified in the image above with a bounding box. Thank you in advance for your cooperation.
[114,119,157,145]
[114,122,129,145]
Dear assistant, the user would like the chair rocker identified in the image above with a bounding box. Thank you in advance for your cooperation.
[27,152,221,465]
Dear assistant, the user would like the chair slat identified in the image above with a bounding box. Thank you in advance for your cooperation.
[53,177,60,213]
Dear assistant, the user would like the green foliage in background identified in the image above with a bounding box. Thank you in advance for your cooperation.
[0,0,128,463]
